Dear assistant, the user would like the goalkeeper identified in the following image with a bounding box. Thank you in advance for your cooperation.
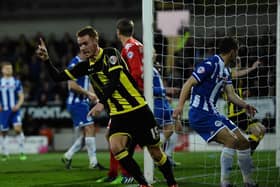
[227,57,266,154]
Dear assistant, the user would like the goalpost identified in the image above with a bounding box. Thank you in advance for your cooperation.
[143,0,278,186]
[142,0,155,183]
[276,0,280,170]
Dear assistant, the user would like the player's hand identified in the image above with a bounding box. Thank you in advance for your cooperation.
[172,106,183,120]
[88,102,104,117]
[252,60,262,69]
[36,38,49,61]
[87,92,98,103]
[245,104,257,118]
[0,106,2,112]
[175,118,183,133]
[12,105,20,112]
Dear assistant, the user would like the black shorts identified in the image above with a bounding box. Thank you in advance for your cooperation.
[108,105,160,147]
[229,112,259,131]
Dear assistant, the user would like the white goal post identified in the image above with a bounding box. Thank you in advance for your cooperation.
[143,0,279,186]
[142,0,155,183]
[276,0,280,168]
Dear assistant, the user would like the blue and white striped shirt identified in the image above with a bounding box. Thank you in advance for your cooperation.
[190,54,232,114]
[0,77,23,111]
[66,56,90,105]
[153,67,166,97]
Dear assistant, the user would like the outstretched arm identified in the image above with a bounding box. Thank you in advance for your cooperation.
[232,58,261,78]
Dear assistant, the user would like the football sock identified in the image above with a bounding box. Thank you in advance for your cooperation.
[16,132,25,154]
[160,133,166,144]
[64,135,83,159]
[85,136,97,165]
[165,132,178,158]
[116,149,148,185]
[0,136,3,153]
[156,153,177,186]
[237,148,255,184]
[73,127,80,140]
[108,150,119,177]
[220,147,235,183]
[2,136,9,156]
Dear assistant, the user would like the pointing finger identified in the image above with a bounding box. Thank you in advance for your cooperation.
[39,38,46,47]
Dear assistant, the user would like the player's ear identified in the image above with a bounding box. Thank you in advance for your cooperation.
[229,49,235,58]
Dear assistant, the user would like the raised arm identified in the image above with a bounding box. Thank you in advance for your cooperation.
[36,38,89,82]
[232,58,261,78]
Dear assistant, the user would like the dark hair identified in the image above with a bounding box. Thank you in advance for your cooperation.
[218,37,239,54]
[116,18,134,37]
[76,26,99,41]
[1,61,12,68]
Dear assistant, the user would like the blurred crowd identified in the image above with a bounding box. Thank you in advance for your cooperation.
[0,30,276,106]
[169,27,276,98]
[0,32,122,106]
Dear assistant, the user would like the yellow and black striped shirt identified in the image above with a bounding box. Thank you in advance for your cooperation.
[45,47,147,116]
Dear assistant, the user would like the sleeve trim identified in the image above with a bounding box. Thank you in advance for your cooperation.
[109,65,123,72]
[192,72,201,82]
[64,69,76,80]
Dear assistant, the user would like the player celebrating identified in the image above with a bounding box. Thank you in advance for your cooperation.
[61,52,105,170]
[36,26,178,187]
[173,37,257,187]
[0,61,26,161]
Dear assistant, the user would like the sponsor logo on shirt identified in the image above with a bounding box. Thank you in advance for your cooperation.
[127,51,134,59]
[214,120,223,127]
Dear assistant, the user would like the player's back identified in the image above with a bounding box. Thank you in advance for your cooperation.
[0,77,22,111]
[121,38,144,90]
[153,67,166,98]
[190,55,231,113]
[121,38,143,61]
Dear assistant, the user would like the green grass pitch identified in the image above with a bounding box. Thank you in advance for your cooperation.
[0,151,279,187]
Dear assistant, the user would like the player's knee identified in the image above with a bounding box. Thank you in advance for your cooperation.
[251,124,265,138]
[14,127,22,134]
[147,145,163,162]
[259,123,266,135]
[84,125,95,136]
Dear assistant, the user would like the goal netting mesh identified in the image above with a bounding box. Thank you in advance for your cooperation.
[150,0,278,186]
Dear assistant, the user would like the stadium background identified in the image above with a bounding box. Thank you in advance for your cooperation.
[0,0,276,149]
[0,0,278,186]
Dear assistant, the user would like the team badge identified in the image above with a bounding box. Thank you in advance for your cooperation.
[127,51,134,59]
[205,61,212,65]
[214,120,223,127]
[86,115,93,122]
[197,66,205,74]
[109,56,117,65]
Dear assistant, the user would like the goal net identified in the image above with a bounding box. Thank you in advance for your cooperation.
[143,0,279,186]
